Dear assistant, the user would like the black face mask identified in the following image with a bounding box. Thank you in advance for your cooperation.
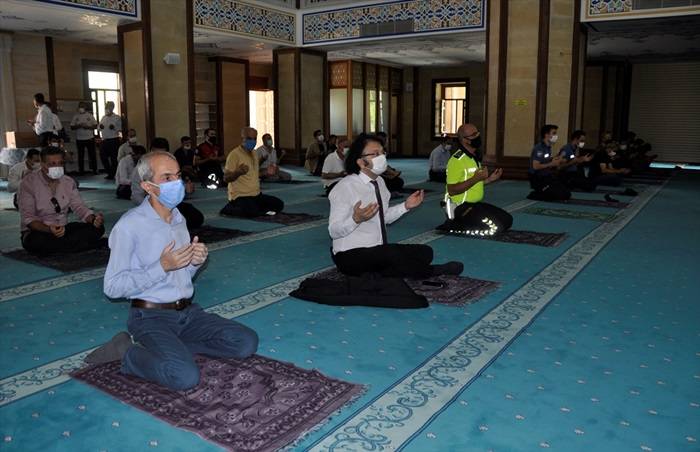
[469,136,482,149]
[208,136,217,145]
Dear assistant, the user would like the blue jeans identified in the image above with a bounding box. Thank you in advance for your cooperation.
[122,304,258,390]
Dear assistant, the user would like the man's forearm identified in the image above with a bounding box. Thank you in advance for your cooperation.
[448,177,480,196]
[223,171,242,183]
[28,221,51,233]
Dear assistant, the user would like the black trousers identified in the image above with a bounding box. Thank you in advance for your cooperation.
[333,244,435,279]
[450,202,513,233]
[38,131,54,147]
[100,138,120,178]
[429,170,447,183]
[177,202,204,230]
[220,193,284,218]
[595,174,623,187]
[22,222,105,256]
[561,170,596,192]
[528,173,571,201]
[76,138,97,173]
[382,175,405,193]
[116,184,132,200]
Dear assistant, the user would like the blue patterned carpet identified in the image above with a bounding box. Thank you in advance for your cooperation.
[1,161,698,452]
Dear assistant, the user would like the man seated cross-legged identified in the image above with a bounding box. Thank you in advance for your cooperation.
[329,133,463,278]
[19,146,105,255]
[88,151,259,391]
[439,123,513,236]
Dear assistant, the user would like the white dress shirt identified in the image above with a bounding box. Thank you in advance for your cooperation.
[429,144,451,171]
[117,141,135,161]
[115,156,135,186]
[329,172,408,254]
[33,104,54,135]
[255,145,277,170]
[99,113,122,139]
[70,112,97,140]
[7,161,33,193]
[321,152,345,187]
[51,113,63,134]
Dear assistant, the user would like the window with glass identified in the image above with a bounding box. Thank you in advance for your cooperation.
[432,79,469,138]
[87,70,121,122]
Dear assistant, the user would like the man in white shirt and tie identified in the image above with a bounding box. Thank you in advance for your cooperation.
[329,133,464,278]
[26,93,54,147]
[98,101,122,180]
[70,102,98,174]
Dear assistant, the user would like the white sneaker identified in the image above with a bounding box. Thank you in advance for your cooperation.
[265,211,277,216]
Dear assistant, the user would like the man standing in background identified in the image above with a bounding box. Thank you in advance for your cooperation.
[70,102,98,175]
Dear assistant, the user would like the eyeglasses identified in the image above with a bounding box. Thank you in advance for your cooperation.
[50,197,61,214]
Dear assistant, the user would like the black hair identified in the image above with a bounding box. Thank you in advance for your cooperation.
[540,124,558,139]
[329,134,337,140]
[26,148,41,160]
[180,136,191,143]
[313,129,323,137]
[130,144,147,156]
[204,128,215,136]
[34,93,45,104]
[40,146,64,161]
[262,133,272,140]
[344,133,384,175]
[571,129,586,140]
[150,137,170,152]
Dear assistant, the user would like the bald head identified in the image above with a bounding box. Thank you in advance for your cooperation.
[241,127,258,140]
[457,124,478,141]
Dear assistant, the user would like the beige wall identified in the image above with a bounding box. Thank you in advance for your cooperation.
[53,39,119,100]
[150,0,190,148]
[220,61,247,154]
[503,0,540,157]
[414,63,485,156]
[485,0,502,158]
[401,68,414,156]
[276,52,295,151]
[300,52,324,152]
[12,33,49,134]
[250,63,272,79]
[581,66,603,147]
[194,55,216,104]
[545,0,575,148]
[122,29,147,141]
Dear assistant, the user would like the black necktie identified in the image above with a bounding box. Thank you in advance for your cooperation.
[370,180,388,245]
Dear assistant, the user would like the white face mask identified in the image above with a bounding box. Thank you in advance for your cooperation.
[78,108,85,114]
[317,135,324,142]
[620,144,627,150]
[578,142,585,149]
[48,166,64,180]
[31,162,41,171]
[444,144,452,151]
[183,145,192,150]
[369,154,387,175]
[128,137,137,143]
[50,142,60,148]
[550,134,559,144]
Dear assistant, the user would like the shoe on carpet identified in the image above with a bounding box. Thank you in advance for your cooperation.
[432,261,464,276]
[84,331,133,365]
[604,194,620,203]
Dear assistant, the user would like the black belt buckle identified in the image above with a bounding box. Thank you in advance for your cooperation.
[175,299,187,311]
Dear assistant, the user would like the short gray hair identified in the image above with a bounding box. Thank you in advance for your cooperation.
[241,126,257,138]
[136,151,177,182]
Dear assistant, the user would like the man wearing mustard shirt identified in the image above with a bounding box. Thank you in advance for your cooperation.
[439,123,512,235]
[220,127,284,217]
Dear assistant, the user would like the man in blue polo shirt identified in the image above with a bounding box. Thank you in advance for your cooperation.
[527,124,571,201]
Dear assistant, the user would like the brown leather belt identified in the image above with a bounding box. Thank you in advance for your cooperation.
[131,298,192,311]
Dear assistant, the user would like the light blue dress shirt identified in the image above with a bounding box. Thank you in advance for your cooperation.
[104,197,200,303]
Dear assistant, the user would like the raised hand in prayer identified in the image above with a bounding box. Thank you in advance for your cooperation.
[352,201,379,224]
[405,190,424,210]
[474,167,489,181]
[190,236,208,266]
[485,168,503,184]
[160,240,195,272]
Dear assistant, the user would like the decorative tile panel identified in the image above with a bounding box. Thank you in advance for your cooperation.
[584,0,700,21]
[330,61,348,88]
[378,66,389,91]
[352,61,364,89]
[365,63,376,88]
[302,0,485,45]
[588,0,633,15]
[194,0,296,44]
[36,0,137,17]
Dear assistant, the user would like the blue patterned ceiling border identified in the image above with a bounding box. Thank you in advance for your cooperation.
[583,0,700,21]
[194,0,296,45]
[35,0,138,18]
[302,0,485,46]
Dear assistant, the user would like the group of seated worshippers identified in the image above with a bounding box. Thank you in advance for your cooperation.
[219,127,285,218]
[527,125,639,202]
[18,146,106,255]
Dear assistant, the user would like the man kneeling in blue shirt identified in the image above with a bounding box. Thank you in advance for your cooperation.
[86,151,258,391]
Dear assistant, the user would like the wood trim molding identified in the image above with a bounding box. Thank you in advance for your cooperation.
[244,59,250,126]
[186,0,195,140]
[215,59,224,151]
[346,61,353,141]
[272,49,280,152]
[495,0,508,159]
[568,0,583,134]
[117,22,142,133]
[599,63,609,141]
[534,0,551,143]
[141,0,154,145]
[411,66,418,156]
[45,37,56,104]
[294,48,302,164]
[323,52,330,137]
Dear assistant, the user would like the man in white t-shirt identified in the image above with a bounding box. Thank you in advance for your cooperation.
[70,102,98,174]
[255,133,291,182]
[321,138,348,195]
[26,93,54,146]
[98,101,122,180]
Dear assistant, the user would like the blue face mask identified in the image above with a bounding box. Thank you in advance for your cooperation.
[149,179,184,209]
[244,138,257,151]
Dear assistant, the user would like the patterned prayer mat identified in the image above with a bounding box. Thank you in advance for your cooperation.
[312,268,500,307]
[72,355,364,452]
[246,212,323,226]
[555,198,630,209]
[438,229,568,248]
[1,227,248,273]
[570,188,636,196]
[523,206,616,223]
